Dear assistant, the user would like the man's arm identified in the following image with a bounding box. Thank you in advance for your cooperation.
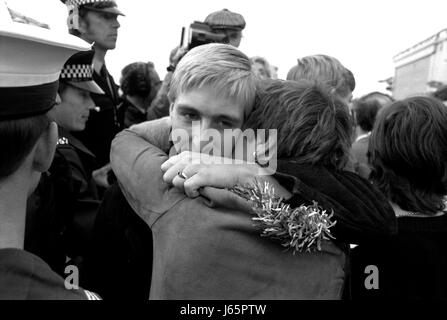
[146,46,188,121]
[110,118,183,225]
[161,153,291,199]
[146,72,172,121]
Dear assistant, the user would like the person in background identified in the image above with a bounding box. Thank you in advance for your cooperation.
[118,62,162,128]
[341,68,357,144]
[351,96,447,299]
[358,91,393,109]
[0,9,99,299]
[344,69,356,107]
[26,50,105,277]
[81,182,153,300]
[81,65,157,300]
[250,56,272,80]
[142,46,188,123]
[433,85,447,104]
[147,8,247,125]
[350,92,393,179]
[287,54,355,105]
[204,8,246,48]
[270,65,279,79]
[286,54,357,172]
[61,0,125,189]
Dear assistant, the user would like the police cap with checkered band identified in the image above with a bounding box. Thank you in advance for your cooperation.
[60,49,104,94]
[62,0,125,17]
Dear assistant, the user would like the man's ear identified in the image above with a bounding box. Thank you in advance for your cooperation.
[77,16,91,39]
[48,94,62,120]
[32,122,58,173]
[77,16,87,34]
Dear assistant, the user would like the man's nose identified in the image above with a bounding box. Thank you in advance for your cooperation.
[86,96,97,110]
[113,18,120,29]
[200,118,213,131]
[198,121,226,156]
[55,94,62,105]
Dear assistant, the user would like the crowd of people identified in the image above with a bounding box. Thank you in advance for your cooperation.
[1,0,447,300]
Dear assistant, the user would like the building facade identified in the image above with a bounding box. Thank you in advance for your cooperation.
[393,29,447,100]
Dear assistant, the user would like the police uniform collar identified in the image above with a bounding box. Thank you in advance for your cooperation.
[57,126,96,158]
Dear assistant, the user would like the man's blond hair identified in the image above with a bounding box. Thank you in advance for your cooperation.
[168,43,256,118]
[287,54,354,99]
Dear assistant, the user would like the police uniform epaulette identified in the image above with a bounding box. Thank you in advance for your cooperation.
[84,290,101,300]
[57,137,69,146]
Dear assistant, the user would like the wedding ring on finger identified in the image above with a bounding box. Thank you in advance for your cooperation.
[177,170,188,180]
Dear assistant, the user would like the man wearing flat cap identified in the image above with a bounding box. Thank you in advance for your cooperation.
[61,0,125,187]
[205,8,246,48]
[0,3,99,299]
[143,8,247,124]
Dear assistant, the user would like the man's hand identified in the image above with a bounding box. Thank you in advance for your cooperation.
[161,151,234,187]
[199,186,255,213]
[92,163,112,189]
[161,151,260,198]
[169,46,188,68]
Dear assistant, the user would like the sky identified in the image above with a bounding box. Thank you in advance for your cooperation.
[5,0,447,97]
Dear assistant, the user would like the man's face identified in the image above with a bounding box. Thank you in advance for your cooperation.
[252,62,269,80]
[170,86,246,157]
[225,30,242,48]
[80,11,120,50]
[53,85,95,132]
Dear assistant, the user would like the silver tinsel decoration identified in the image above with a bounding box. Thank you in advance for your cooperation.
[230,179,336,253]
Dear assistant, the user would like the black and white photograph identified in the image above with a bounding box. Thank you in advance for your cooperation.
[1,0,447,309]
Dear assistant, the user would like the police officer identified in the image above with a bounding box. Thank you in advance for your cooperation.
[0,4,99,299]
[26,50,105,277]
[61,0,125,186]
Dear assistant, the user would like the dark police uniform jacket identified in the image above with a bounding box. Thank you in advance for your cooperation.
[0,249,100,300]
[26,127,100,275]
[74,65,121,168]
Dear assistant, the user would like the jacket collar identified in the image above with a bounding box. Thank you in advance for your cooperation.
[58,126,96,159]
[272,159,398,244]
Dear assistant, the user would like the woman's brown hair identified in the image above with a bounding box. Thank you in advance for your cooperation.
[369,96,447,214]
